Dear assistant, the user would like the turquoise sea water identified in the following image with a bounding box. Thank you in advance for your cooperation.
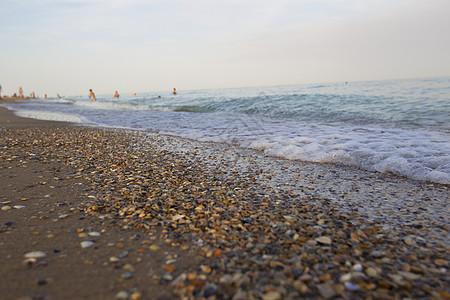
[2,77,449,184]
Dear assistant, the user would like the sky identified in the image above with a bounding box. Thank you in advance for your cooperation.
[1,0,449,97]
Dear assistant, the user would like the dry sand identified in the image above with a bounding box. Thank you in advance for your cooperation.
[0,103,448,299]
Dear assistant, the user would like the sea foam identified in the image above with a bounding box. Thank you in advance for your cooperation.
[14,110,84,123]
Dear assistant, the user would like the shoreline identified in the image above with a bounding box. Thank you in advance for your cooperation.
[1,105,449,299]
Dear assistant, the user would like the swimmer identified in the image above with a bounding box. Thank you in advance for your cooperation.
[114,90,120,98]
[132,93,136,96]
[173,88,177,95]
[89,89,96,101]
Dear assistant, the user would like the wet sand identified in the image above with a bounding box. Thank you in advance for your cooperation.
[0,104,448,299]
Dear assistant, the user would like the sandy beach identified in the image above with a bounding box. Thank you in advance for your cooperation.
[0,102,448,299]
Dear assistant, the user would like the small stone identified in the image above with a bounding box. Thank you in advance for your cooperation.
[81,241,94,248]
[24,251,46,258]
[118,251,129,259]
[162,273,174,281]
[201,265,211,274]
[344,281,359,291]
[232,289,248,300]
[130,292,142,300]
[202,283,217,298]
[366,267,379,278]
[315,236,332,245]
[340,273,352,283]
[23,258,37,265]
[1,206,12,211]
[38,279,47,286]
[187,273,197,280]
[404,236,416,245]
[370,250,386,258]
[88,231,101,236]
[59,214,69,219]
[353,264,363,272]
[121,272,133,279]
[262,291,282,300]
[149,245,160,251]
[171,273,187,285]
[434,259,446,267]
[388,274,406,286]
[110,256,119,263]
[13,205,26,209]
[317,283,337,299]
[116,290,129,299]
[399,271,421,281]
[165,265,176,272]
[298,274,313,282]
[171,214,185,221]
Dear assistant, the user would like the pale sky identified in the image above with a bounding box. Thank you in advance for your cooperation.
[1,0,449,97]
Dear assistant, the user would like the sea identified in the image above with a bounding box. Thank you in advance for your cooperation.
[2,77,449,185]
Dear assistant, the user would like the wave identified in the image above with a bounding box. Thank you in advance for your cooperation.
[172,120,450,185]
[72,100,175,112]
[174,105,215,113]
[13,110,84,123]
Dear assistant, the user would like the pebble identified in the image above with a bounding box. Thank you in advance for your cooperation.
[262,291,282,300]
[434,259,447,267]
[366,267,379,277]
[353,263,363,272]
[4,125,448,300]
[344,281,359,292]
[110,256,119,263]
[171,273,187,285]
[80,241,94,248]
[317,283,337,299]
[129,292,142,300]
[118,251,129,259]
[202,283,217,298]
[121,272,133,280]
[315,236,332,245]
[24,251,46,259]
[115,290,129,299]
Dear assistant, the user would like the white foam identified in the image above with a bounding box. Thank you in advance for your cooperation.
[14,110,83,123]
[164,115,450,184]
[72,100,172,112]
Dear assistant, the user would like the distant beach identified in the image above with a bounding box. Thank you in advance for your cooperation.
[0,102,448,299]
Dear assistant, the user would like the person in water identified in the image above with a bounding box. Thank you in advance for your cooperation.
[89,89,96,101]
[114,90,119,98]
[173,88,177,95]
